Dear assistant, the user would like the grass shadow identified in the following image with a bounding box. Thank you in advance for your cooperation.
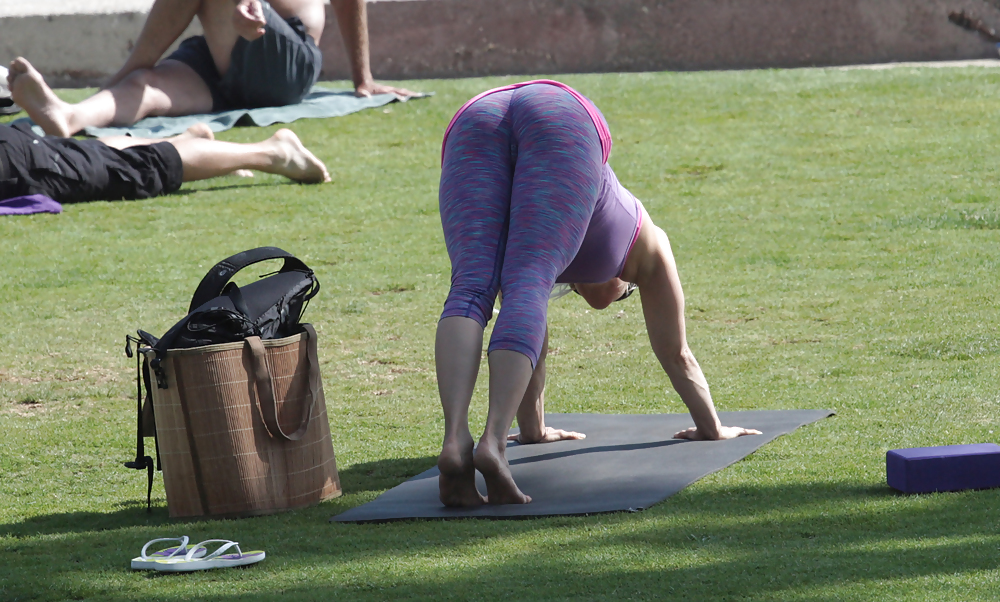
[1,503,175,538]
[0,456,437,539]
[336,455,438,494]
[4,481,998,601]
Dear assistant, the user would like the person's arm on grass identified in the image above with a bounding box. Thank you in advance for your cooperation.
[626,213,761,441]
[330,0,415,97]
[508,325,586,444]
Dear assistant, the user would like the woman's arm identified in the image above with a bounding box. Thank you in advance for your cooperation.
[622,213,760,441]
[509,325,586,444]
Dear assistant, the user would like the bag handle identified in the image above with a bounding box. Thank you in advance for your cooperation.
[189,247,311,313]
[246,324,320,441]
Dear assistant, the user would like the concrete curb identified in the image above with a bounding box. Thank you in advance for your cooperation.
[2,0,1000,87]
[0,13,201,88]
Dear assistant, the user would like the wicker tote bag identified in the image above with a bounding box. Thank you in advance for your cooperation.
[148,323,341,518]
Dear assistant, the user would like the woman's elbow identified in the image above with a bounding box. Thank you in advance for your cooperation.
[661,345,699,373]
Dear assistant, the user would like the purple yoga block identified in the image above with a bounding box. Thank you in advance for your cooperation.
[886,443,1000,493]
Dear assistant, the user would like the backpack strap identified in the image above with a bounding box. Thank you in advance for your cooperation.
[124,334,156,511]
[189,247,311,313]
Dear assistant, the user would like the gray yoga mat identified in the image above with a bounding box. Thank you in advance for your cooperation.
[13,88,430,139]
[332,409,833,523]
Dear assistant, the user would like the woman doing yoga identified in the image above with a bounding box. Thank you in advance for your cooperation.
[435,80,761,507]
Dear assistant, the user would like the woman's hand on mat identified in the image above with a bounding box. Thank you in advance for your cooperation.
[355,80,418,98]
[508,427,586,444]
[673,426,762,440]
[234,0,267,40]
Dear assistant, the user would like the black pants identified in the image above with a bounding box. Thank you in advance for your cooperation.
[0,123,183,203]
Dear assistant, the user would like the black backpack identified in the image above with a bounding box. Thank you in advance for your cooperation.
[123,247,320,508]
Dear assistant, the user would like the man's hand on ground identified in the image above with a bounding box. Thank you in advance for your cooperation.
[508,426,586,444]
[355,80,417,98]
[234,0,267,41]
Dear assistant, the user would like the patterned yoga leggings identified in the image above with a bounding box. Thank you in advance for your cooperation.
[438,83,605,367]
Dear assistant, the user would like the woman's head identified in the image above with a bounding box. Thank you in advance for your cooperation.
[572,278,637,310]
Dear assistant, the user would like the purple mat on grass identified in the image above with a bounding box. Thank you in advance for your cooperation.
[0,195,62,216]
[887,443,1000,493]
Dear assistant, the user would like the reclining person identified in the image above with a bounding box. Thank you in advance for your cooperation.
[0,121,329,204]
[9,0,413,138]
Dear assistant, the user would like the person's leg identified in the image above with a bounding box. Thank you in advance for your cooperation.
[513,326,548,440]
[435,316,487,507]
[435,91,515,507]
[100,123,254,178]
[221,1,322,109]
[473,349,535,504]
[473,83,606,504]
[104,0,204,88]
[8,0,247,136]
[169,128,329,183]
[193,0,243,76]
[33,124,326,203]
[9,58,213,137]
[98,123,215,150]
[100,124,326,183]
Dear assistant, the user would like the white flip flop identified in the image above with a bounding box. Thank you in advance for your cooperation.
[151,539,265,572]
[130,537,207,570]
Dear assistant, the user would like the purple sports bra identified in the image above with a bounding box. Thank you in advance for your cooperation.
[556,164,644,284]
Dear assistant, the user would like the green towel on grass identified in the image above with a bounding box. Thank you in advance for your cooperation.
[14,88,430,139]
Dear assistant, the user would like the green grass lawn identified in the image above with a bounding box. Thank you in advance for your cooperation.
[2,67,1000,601]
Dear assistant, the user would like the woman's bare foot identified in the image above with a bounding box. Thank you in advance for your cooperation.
[473,437,531,505]
[438,435,486,508]
[268,128,331,183]
[8,58,75,137]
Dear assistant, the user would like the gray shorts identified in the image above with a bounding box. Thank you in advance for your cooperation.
[166,0,322,111]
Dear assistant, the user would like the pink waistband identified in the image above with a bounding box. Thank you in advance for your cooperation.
[441,79,613,165]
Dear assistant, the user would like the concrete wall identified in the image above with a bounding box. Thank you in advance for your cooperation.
[0,13,201,88]
[319,0,1000,80]
[1,0,999,88]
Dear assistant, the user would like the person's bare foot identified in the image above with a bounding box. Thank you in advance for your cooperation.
[179,122,214,141]
[438,435,485,507]
[8,58,74,137]
[473,437,531,505]
[268,128,331,183]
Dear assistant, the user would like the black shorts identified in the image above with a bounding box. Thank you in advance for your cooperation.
[166,0,322,111]
[0,123,183,203]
